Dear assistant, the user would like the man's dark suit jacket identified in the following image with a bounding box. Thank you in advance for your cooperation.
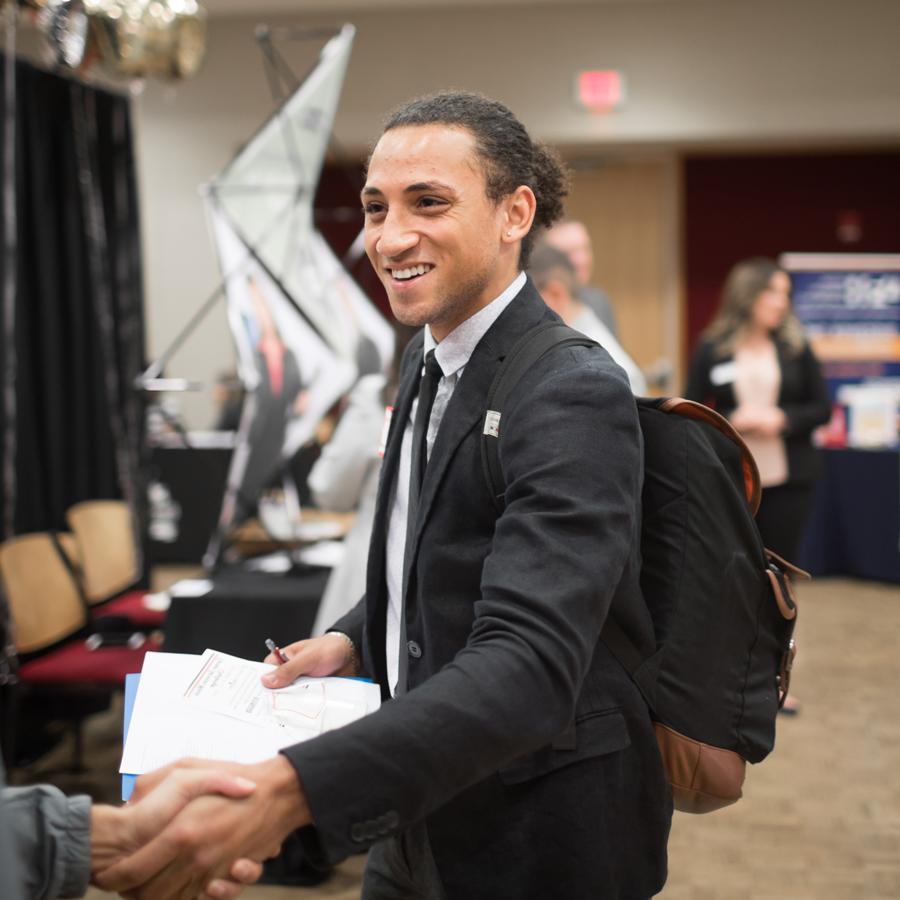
[685,337,831,485]
[284,279,671,900]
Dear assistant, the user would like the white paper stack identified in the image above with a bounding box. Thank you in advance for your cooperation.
[120,650,380,776]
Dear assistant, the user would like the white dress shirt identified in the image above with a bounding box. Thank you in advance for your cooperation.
[384,271,526,695]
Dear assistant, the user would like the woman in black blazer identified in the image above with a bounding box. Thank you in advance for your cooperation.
[685,257,831,563]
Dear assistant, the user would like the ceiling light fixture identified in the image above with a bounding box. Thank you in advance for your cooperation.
[88,0,207,80]
[2,0,207,80]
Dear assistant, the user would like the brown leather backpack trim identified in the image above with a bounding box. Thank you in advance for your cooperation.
[654,722,746,814]
[659,398,762,515]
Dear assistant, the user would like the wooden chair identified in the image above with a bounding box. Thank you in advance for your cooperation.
[3,533,84,653]
[0,532,150,770]
[65,500,165,629]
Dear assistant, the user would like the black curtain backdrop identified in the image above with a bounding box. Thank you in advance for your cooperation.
[0,56,145,540]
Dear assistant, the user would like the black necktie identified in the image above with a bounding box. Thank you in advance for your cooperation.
[398,350,442,694]
[408,350,443,514]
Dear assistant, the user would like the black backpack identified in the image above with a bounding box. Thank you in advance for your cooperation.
[481,323,805,814]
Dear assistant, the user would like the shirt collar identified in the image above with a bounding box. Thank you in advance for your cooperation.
[423,271,526,377]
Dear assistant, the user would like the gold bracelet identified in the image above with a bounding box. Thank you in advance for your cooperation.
[326,631,360,676]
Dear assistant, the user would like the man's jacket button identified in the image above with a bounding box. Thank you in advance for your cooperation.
[407,640,422,658]
[350,823,366,843]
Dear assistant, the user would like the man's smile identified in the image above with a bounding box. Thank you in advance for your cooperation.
[386,263,435,283]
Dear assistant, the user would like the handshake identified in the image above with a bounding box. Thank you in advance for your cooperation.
[89,755,310,899]
[86,631,357,898]
[85,631,358,898]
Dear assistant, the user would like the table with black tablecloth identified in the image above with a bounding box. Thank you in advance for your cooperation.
[796,447,900,583]
[148,443,324,565]
[161,566,330,658]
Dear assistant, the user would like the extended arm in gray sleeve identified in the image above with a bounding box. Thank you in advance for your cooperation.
[0,785,92,900]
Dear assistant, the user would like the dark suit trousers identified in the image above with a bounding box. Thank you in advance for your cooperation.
[362,823,447,900]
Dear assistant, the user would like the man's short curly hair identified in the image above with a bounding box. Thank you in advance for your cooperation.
[379,91,569,268]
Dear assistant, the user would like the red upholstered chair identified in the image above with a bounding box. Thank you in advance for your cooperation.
[65,500,166,630]
[0,532,150,770]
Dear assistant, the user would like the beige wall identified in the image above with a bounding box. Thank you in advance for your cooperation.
[134,0,900,423]
[566,158,681,391]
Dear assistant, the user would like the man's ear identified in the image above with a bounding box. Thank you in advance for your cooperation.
[501,186,537,245]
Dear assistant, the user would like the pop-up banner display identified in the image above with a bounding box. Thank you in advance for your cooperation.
[781,253,900,448]
[203,25,393,562]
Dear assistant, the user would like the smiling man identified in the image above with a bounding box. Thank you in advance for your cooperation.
[98,92,671,900]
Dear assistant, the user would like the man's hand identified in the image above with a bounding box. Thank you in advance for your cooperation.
[93,755,311,899]
[262,632,355,688]
[90,767,263,899]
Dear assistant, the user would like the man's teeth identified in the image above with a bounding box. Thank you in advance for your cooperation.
[393,265,431,280]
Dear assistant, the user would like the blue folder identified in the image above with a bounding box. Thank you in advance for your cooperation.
[121,673,140,802]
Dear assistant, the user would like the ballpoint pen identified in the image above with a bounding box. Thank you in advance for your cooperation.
[264,637,289,664]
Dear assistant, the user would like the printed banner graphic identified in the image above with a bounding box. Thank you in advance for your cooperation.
[783,253,900,449]
[206,25,393,541]
[783,254,900,397]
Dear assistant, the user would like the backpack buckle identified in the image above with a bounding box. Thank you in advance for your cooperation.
[777,638,797,707]
[766,562,797,621]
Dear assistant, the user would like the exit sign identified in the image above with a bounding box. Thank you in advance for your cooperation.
[576,70,625,111]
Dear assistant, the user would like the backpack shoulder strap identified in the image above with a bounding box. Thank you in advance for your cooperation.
[479,322,654,700]
[481,322,596,512]
[481,322,651,697]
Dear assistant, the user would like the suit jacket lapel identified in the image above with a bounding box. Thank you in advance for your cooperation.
[364,334,422,677]
[409,279,554,561]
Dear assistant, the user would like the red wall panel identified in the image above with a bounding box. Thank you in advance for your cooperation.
[684,151,900,367]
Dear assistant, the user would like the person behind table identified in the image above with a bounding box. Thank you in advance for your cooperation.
[528,241,647,394]
[307,324,416,636]
[545,217,619,337]
[94,91,672,900]
[685,257,830,560]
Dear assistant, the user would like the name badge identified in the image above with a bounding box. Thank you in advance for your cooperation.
[710,361,737,386]
[378,406,393,458]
